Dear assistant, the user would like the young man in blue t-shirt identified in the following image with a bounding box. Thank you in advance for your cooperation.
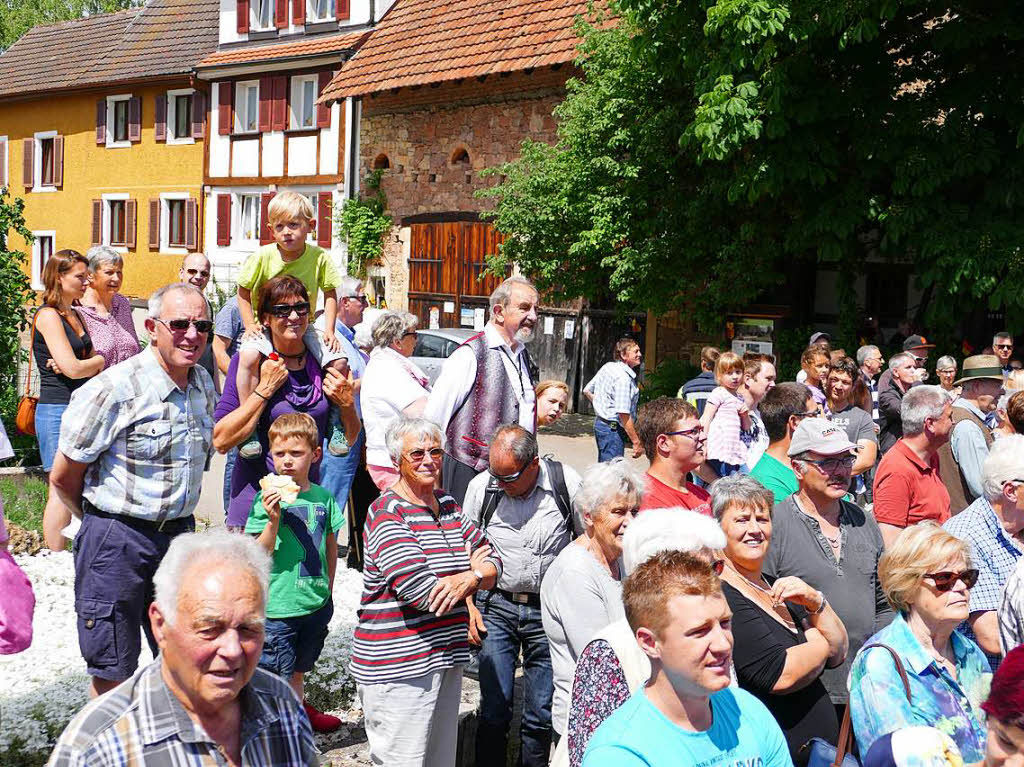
[583,551,794,767]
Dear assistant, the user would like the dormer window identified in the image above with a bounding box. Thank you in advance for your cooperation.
[251,0,273,30]
[307,0,334,22]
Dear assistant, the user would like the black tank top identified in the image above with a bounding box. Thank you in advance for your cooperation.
[32,308,94,405]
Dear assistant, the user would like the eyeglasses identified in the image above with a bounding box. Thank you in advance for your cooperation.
[405,447,444,463]
[402,331,417,339]
[269,302,311,318]
[345,294,370,305]
[155,318,213,334]
[709,558,725,576]
[792,410,819,421]
[996,344,1014,350]
[664,425,704,441]
[923,569,979,592]
[489,460,534,483]
[184,268,210,278]
[937,368,956,375]
[801,456,856,474]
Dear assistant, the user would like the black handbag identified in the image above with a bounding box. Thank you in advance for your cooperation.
[801,643,912,767]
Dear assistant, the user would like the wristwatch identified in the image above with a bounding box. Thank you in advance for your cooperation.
[472,569,485,585]
[811,590,827,615]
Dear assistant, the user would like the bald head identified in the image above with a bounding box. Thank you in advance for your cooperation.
[180,252,211,290]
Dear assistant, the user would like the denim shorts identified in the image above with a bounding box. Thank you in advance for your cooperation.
[259,599,334,676]
[35,402,67,471]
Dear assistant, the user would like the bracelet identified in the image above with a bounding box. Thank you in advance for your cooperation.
[253,390,270,401]
[811,590,827,615]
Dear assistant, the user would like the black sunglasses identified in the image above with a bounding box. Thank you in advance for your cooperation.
[489,459,535,484]
[184,268,210,278]
[801,456,856,474]
[269,302,311,318]
[346,294,370,305]
[155,318,213,334]
[995,344,1014,350]
[924,569,979,592]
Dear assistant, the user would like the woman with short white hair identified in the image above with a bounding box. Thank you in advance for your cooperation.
[556,507,727,767]
[540,458,644,743]
[360,311,431,489]
[77,245,141,367]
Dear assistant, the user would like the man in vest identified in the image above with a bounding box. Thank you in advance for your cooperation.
[425,276,540,504]
[462,424,582,767]
[938,355,1003,515]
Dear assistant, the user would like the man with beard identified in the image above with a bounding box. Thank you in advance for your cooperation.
[425,276,540,504]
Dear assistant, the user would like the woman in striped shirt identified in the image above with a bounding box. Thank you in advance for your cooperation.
[352,416,500,767]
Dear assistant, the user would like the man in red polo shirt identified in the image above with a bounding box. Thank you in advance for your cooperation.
[874,384,953,547]
[636,396,712,515]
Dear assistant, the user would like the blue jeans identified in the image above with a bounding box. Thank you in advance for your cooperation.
[319,427,364,506]
[593,417,626,462]
[476,589,553,767]
[221,446,238,513]
[35,402,67,471]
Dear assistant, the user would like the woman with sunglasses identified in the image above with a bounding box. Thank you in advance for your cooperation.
[213,275,359,531]
[556,507,727,767]
[849,522,991,763]
[352,416,498,767]
[541,458,645,741]
[361,311,431,490]
[712,474,848,763]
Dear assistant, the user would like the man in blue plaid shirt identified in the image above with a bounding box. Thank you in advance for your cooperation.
[583,337,644,461]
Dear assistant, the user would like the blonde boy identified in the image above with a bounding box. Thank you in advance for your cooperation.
[235,191,350,456]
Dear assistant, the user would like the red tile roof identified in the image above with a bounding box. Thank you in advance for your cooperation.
[319,0,599,102]
[0,0,219,99]
[197,29,369,68]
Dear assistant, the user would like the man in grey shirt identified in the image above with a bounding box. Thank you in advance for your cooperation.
[763,418,894,707]
[462,424,582,767]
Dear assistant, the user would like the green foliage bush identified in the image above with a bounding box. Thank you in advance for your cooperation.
[335,170,392,278]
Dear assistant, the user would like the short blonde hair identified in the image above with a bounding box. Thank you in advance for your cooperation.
[714,351,744,382]
[267,191,315,225]
[268,412,319,451]
[878,522,972,614]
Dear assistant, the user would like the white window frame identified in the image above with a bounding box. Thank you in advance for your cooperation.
[235,81,260,134]
[235,192,263,247]
[166,88,196,145]
[102,192,130,253]
[306,0,335,23]
[30,230,56,290]
[0,134,8,186]
[106,94,133,149]
[250,0,274,31]
[160,192,190,254]
[290,75,318,130]
[33,130,58,192]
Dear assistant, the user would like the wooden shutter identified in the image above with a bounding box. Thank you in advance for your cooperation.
[258,77,273,132]
[22,138,33,187]
[96,99,107,145]
[275,0,287,28]
[154,95,167,142]
[259,192,274,245]
[292,0,305,25]
[316,71,332,128]
[216,194,232,246]
[185,198,198,250]
[218,82,234,136]
[128,96,142,143]
[0,138,6,185]
[148,199,161,249]
[191,91,206,139]
[125,199,137,249]
[317,194,332,246]
[237,0,249,33]
[91,200,103,246]
[336,0,349,21]
[52,136,63,187]
[270,76,287,131]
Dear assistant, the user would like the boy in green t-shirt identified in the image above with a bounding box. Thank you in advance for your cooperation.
[235,191,350,458]
[245,412,345,733]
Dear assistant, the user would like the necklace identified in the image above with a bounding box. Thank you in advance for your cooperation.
[273,348,306,360]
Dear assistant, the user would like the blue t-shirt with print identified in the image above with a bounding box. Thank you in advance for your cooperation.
[583,687,794,767]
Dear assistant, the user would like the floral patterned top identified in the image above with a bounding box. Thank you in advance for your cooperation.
[77,293,140,368]
[849,613,991,763]
[566,638,629,767]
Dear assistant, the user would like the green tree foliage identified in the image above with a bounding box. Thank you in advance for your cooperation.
[0,0,140,52]
[0,188,35,460]
[480,1,1024,332]
[335,169,392,278]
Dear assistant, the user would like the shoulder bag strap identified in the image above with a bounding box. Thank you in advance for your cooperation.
[480,477,504,531]
[830,704,855,767]
[24,309,39,396]
[542,457,576,536]
[862,642,913,703]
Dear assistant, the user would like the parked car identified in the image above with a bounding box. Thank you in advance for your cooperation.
[412,327,479,385]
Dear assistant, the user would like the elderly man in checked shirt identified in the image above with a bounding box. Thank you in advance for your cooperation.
[50,283,217,698]
[583,337,644,461]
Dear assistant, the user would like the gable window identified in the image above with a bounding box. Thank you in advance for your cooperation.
[238,194,262,242]
[236,82,259,133]
[291,76,317,129]
[31,231,55,290]
[109,200,127,246]
[307,0,334,22]
[251,0,273,30]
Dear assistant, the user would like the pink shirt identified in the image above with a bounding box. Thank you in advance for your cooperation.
[77,293,140,368]
[705,386,748,466]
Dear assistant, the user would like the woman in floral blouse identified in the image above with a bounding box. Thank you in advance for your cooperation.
[850,522,992,763]
[77,246,140,367]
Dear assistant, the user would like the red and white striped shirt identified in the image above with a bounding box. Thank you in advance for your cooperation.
[350,488,498,685]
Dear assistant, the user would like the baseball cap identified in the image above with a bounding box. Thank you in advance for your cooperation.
[809,331,831,345]
[788,417,860,457]
[903,334,936,351]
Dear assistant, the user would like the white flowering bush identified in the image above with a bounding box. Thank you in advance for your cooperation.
[0,552,363,767]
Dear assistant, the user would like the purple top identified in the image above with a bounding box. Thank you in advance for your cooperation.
[214,352,330,527]
[77,293,140,368]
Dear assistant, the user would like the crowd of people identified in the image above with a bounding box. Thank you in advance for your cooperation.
[7,194,1024,766]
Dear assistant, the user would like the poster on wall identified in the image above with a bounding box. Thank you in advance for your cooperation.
[460,308,475,327]
[729,317,774,357]
[429,307,440,329]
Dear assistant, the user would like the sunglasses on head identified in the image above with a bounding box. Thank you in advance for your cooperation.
[406,447,444,462]
[156,318,213,334]
[923,569,979,592]
[269,302,311,318]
